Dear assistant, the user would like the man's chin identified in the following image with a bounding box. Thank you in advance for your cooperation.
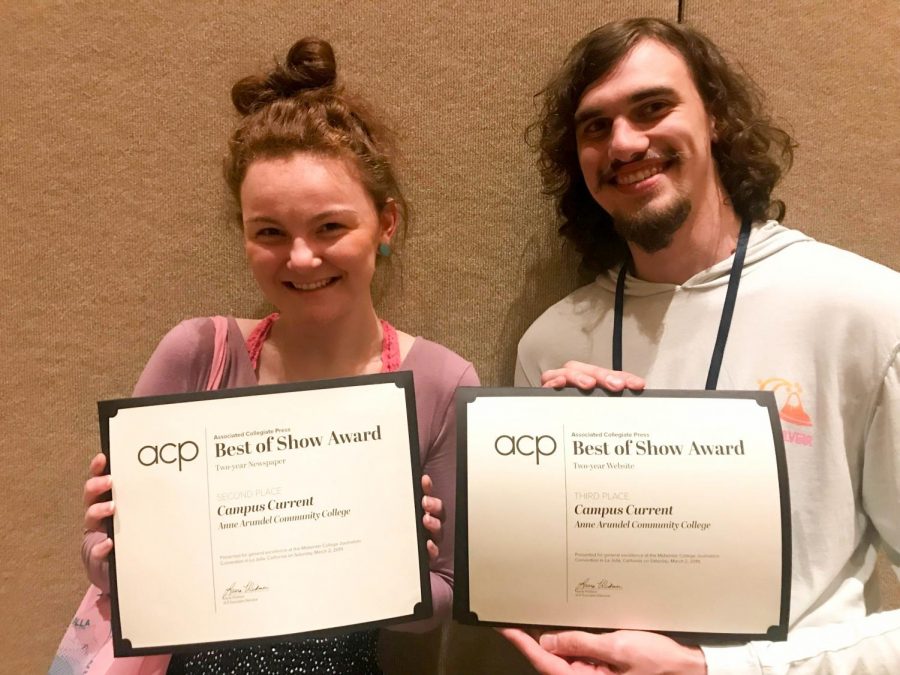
[611,198,691,254]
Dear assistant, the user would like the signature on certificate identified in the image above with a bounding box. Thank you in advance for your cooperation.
[223,581,270,601]
[574,577,623,594]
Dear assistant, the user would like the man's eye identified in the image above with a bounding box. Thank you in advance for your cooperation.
[637,101,671,118]
[581,119,611,137]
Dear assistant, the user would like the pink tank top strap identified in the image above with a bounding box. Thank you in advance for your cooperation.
[245,314,400,374]
[205,315,230,390]
[245,313,279,371]
[379,319,401,373]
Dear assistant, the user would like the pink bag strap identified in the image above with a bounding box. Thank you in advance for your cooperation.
[205,315,229,391]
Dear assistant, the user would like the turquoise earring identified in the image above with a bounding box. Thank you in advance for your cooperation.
[378,242,392,257]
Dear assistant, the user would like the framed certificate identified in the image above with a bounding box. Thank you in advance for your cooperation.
[454,388,791,642]
[99,371,432,656]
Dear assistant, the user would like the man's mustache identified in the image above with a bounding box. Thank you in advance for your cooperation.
[599,150,681,183]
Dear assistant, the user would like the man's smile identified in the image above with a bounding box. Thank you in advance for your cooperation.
[602,153,679,191]
[615,162,666,185]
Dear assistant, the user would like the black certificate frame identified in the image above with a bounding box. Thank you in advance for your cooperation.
[98,370,433,657]
[453,387,791,643]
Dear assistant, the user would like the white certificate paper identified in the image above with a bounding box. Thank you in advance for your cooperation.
[454,389,790,641]
[99,372,431,656]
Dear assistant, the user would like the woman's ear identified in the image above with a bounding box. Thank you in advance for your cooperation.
[379,199,399,243]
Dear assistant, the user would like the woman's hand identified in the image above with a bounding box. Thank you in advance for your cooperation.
[421,474,443,562]
[83,452,114,563]
[541,360,645,392]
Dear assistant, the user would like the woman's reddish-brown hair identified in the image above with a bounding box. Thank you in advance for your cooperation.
[224,37,407,225]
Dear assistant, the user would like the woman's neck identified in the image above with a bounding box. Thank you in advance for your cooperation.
[258,307,383,383]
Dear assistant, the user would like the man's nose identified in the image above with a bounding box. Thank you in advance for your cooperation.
[608,118,649,163]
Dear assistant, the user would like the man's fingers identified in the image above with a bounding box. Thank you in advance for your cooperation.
[540,361,645,392]
[541,368,596,389]
[540,632,621,668]
[498,628,570,674]
[622,373,645,390]
[421,474,433,496]
[602,374,624,390]
[541,375,567,389]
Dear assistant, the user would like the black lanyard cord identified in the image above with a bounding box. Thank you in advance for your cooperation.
[612,218,752,391]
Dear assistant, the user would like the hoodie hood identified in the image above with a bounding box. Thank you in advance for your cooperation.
[594,221,813,297]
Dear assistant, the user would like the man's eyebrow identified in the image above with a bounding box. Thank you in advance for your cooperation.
[575,86,678,126]
[629,86,678,104]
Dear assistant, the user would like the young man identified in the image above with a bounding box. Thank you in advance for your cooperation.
[506,17,900,674]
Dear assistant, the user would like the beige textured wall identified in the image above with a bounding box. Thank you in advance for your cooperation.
[688,0,899,267]
[1,2,896,673]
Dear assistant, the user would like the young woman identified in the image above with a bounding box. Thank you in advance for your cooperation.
[81,37,477,674]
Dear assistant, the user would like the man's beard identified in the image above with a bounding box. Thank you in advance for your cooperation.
[610,195,691,254]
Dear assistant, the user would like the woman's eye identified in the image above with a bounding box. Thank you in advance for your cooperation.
[319,222,346,234]
[253,227,284,239]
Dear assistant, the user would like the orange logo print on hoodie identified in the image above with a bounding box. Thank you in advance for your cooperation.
[758,377,813,447]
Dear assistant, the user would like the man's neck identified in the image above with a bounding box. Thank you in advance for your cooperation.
[629,204,742,285]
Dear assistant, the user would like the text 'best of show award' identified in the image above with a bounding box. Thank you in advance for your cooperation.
[454,388,791,642]
[99,371,431,656]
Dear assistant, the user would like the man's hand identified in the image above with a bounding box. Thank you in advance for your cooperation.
[500,628,706,675]
[541,361,646,392]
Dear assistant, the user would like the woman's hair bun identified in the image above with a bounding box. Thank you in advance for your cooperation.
[231,37,337,115]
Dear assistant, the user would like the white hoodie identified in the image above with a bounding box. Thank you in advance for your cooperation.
[516,222,900,673]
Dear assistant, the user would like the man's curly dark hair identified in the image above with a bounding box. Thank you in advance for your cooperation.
[532,17,796,275]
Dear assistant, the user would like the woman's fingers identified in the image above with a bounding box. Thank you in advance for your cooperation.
[89,536,114,564]
[89,452,107,477]
[83,474,112,507]
[426,539,439,562]
[421,474,444,551]
[84,499,115,532]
